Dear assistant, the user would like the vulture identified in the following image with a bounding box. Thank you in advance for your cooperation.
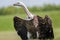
[13,2,54,40]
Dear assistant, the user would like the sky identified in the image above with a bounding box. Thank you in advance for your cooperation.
[0,0,60,8]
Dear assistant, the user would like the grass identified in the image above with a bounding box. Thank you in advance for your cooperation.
[0,31,21,40]
[0,10,60,40]
[0,14,27,31]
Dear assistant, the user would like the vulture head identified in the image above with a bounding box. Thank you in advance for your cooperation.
[13,2,34,20]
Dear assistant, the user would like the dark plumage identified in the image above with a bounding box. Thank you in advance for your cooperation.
[14,16,28,40]
[13,15,54,40]
[13,16,37,39]
[37,15,54,39]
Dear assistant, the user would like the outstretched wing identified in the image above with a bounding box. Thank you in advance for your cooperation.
[13,16,27,39]
[44,15,54,39]
[37,15,54,39]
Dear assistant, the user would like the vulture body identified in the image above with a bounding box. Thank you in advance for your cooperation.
[13,2,54,40]
[14,15,54,40]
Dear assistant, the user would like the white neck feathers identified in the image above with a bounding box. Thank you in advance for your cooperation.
[14,2,34,19]
[21,4,34,19]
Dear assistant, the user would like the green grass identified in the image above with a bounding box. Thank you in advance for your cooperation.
[0,10,60,40]
[0,14,27,31]
[0,15,14,31]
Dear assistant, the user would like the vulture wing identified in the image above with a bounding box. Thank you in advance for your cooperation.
[13,16,27,40]
[44,15,54,39]
[13,16,37,39]
[37,15,54,39]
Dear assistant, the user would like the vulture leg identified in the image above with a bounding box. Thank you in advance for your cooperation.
[13,16,28,40]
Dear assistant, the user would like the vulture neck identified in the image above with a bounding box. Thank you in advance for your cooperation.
[21,4,34,19]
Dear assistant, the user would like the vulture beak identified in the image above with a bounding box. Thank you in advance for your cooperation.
[13,2,21,6]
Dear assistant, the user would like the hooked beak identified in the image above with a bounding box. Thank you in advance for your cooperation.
[13,2,20,6]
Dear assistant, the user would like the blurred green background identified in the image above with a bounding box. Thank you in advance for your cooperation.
[0,4,60,40]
